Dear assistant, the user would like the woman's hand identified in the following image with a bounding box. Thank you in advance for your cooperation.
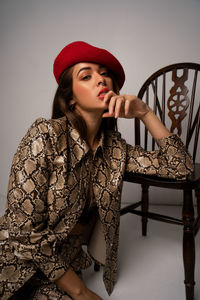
[74,287,103,300]
[102,90,171,139]
[56,268,103,300]
[102,91,150,119]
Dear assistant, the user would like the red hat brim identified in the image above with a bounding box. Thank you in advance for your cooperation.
[53,41,125,90]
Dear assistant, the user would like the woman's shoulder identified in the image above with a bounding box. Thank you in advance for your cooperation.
[27,116,67,137]
[15,116,68,157]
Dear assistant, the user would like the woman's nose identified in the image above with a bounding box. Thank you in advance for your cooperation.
[96,73,106,86]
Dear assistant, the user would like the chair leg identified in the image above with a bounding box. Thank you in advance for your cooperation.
[182,189,195,300]
[141,184,149,236]
[195,188,200,215]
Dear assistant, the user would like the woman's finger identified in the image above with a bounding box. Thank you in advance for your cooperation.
[124,99,131,117]
[103,90,116,103]
[102,111,111,118]
[108,96,118,116]
[114,96,125,118]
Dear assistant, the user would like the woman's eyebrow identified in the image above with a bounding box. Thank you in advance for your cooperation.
[77,67,91,76]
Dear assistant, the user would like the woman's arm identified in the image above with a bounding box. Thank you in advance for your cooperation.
[140,107,171,140]
[7,119,70,281]
[102,92,171,139]
[102,92,194,179]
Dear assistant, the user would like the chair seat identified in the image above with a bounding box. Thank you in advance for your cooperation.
[124,163,200,190]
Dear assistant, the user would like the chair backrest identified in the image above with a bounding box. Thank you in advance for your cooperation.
[136,62,200,163]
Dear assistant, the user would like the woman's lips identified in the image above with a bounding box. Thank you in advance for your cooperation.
[98,88,109,99]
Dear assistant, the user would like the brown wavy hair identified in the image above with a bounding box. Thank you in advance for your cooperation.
[51,65,119,143]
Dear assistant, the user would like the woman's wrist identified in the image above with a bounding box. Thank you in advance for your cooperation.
[140,108,171,140]
[73,287,103,300]
[139,104,151,121]
[72,284,88,299]
[56,268,87,299]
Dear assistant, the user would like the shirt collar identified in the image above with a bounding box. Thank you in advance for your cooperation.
[65,117,106,165]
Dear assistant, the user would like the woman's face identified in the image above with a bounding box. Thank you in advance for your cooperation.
[72,62,113,116]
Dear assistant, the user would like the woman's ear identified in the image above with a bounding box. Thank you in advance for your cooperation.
[69,99,76,105]
[68,99,76,111]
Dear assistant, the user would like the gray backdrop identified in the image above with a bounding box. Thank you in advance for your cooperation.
[1,0,200,214]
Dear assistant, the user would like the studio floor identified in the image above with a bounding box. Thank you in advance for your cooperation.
[83,205,200,300]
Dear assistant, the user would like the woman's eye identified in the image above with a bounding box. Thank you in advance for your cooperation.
[100,71,110,77]
[82,75,91,80]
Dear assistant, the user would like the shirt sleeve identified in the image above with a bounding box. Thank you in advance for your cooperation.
[6,118,70,282]
[125,134,194,180]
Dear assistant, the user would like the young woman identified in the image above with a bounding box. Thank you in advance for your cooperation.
[0,41,194,300]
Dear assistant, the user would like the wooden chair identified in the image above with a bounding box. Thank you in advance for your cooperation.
[121,62,200,300]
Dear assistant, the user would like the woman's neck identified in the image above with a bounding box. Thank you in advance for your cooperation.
[76,109,103,150]
[87,117,102,150]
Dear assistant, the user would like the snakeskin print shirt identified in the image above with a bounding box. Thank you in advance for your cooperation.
[0,116,194,299]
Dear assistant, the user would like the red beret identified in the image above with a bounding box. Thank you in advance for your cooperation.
[53,41,125,89]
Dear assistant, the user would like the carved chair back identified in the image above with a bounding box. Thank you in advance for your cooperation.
[136,63,200,162]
